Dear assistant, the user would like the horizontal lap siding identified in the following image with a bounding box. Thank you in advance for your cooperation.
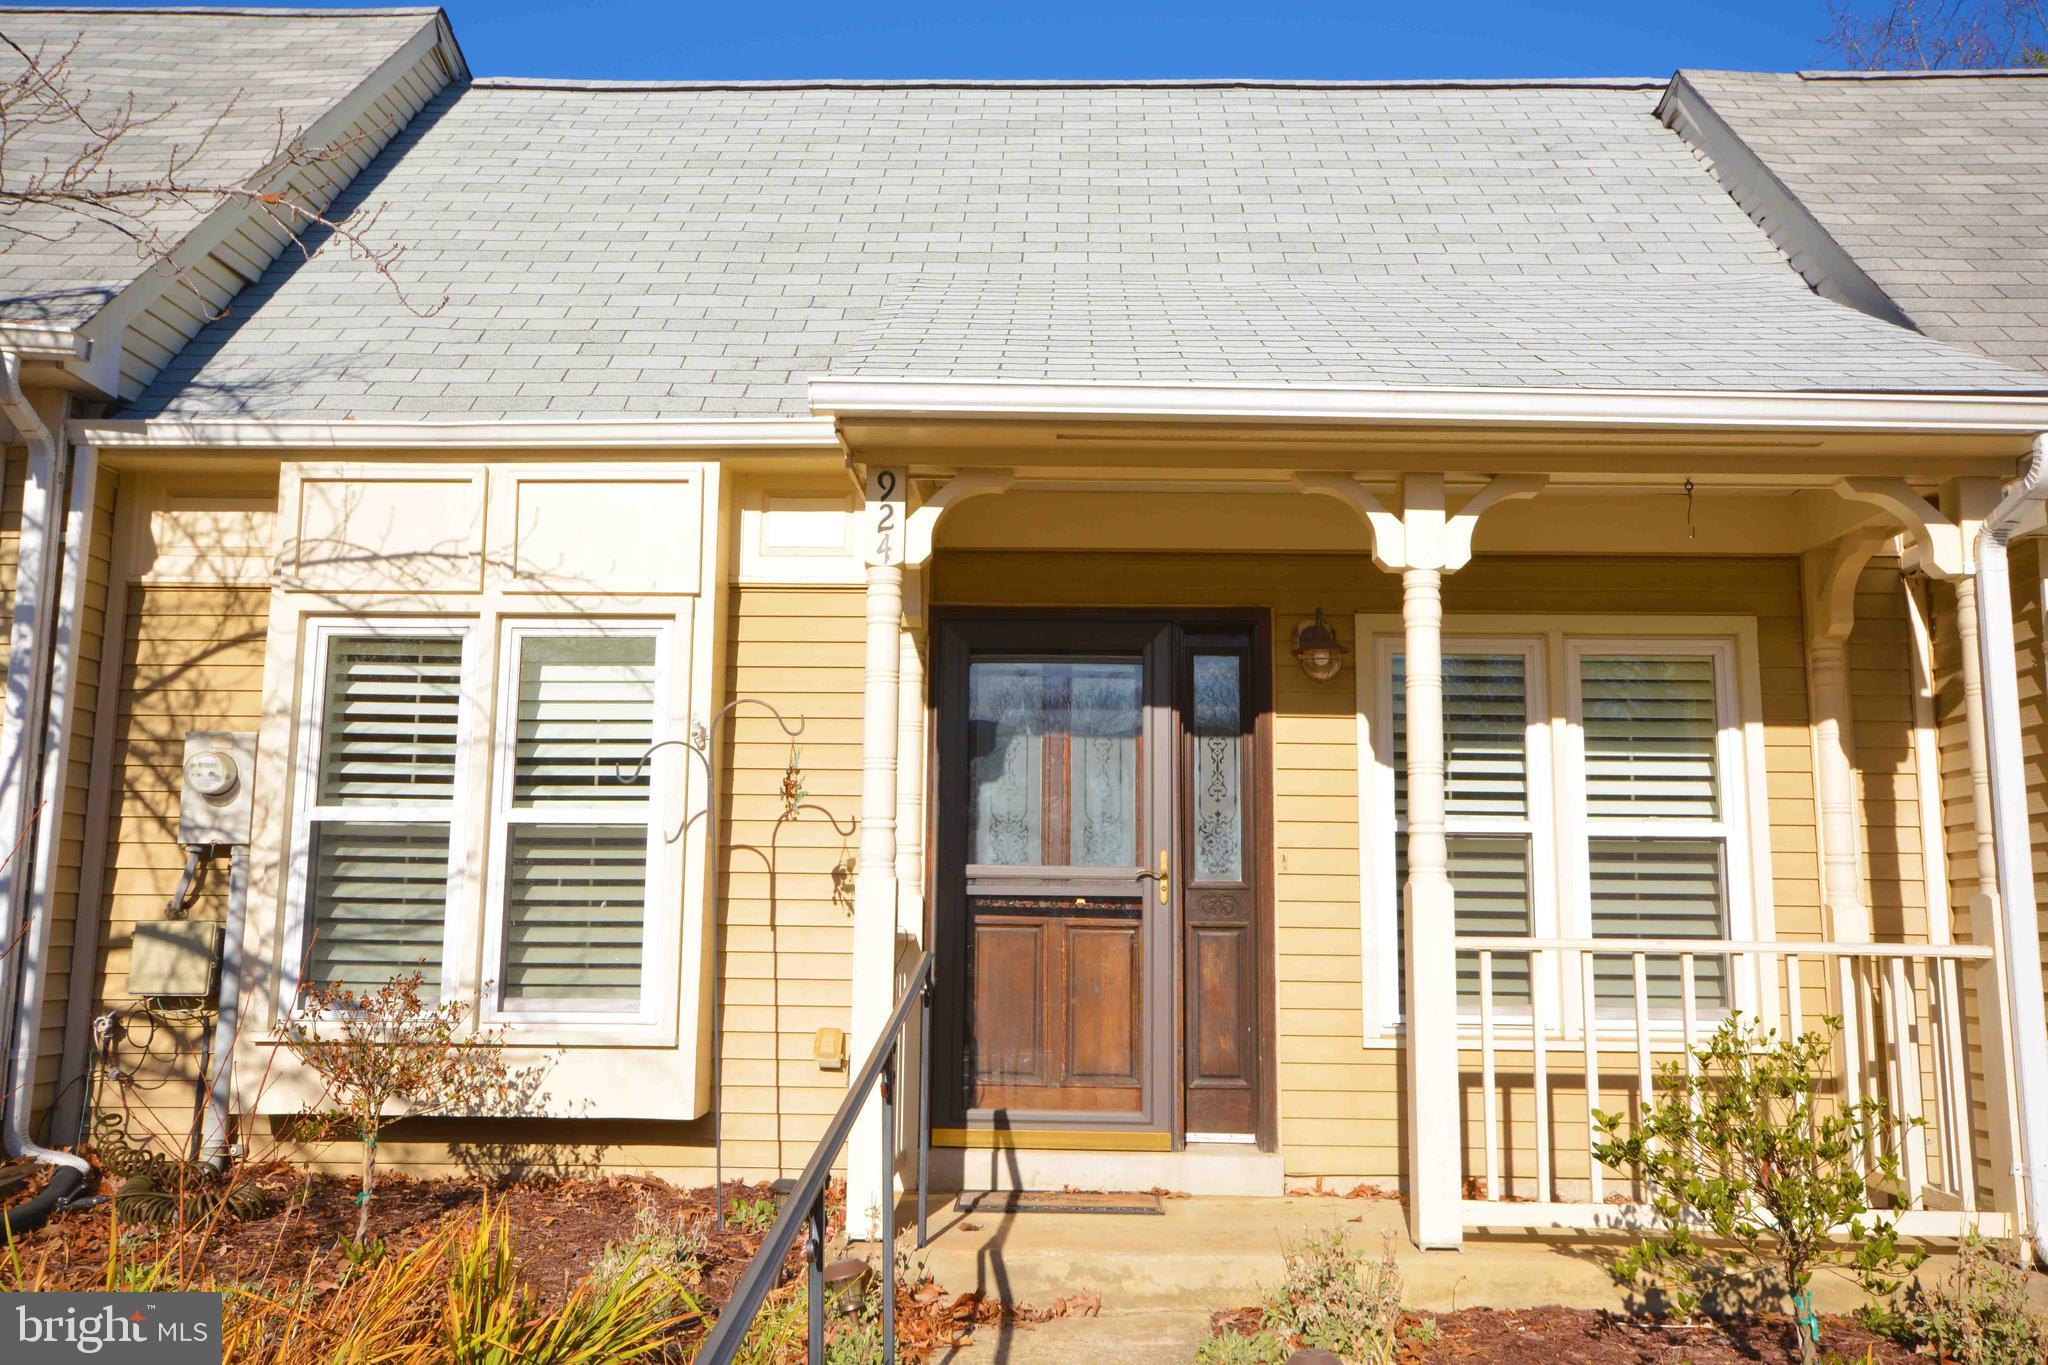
[933,552,1832,1187]
[30,470,116,1126]
[714,587,864,1179]
[1928,564,2022,1209]
[88,583,269,1163]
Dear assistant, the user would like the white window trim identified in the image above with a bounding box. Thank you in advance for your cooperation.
[1355,614,1777,1047]
[477,619,682,1035]
[280,617,479,1016]
[1363,634,1556,1036]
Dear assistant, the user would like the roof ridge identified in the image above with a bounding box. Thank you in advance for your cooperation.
[1795,66,2048,80]
[0,5,442,16]
[466,75,1668,92]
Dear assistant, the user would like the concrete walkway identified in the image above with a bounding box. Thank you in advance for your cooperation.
[901,1191,2016,1360]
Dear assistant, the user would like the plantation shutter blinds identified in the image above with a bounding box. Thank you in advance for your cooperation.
[304,634,465,992]
[1391,652,1534,1007]
[499,633,660,1008]
[1578,655,1730,1011]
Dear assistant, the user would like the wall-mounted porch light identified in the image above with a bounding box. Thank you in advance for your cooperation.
[1291,609,1348,682]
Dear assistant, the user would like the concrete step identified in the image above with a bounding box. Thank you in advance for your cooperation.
[939,1307,1214,1363]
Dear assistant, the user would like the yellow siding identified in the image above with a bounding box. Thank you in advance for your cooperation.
[1928,567,2018,1209]
[86,582,269,1160]
[933,551,1839,1186]
[29,468,116,1125]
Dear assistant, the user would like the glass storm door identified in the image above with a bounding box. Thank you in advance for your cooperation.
[936,619,1175,1130]
[934,614,1268,1146]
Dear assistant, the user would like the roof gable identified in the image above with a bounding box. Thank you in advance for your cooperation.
[0,7,448,325]
[1669,68,2048,372]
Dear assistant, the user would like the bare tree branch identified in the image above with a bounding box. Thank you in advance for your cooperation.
[1824,0,2048,70]
[0,31,443,318]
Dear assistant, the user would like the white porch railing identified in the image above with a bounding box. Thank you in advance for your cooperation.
[1455,936,2012,1239]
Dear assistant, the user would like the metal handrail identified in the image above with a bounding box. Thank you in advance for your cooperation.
[695,950,935,1365]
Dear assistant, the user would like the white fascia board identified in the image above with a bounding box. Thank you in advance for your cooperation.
[807,376,2048,435]
[0,324,88,363]
[86,15,456,341]
[73,416,843,452]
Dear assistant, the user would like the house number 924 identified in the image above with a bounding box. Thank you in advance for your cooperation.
[864,466,907,567]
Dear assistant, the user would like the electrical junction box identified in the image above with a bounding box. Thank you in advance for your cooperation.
[178,731,258,846]
[128,919,222,997]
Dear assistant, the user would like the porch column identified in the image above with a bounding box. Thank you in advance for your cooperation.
[1400,559,1462,1249]
[1295,469,1544,1251]
[847,472,907,1243]
[1836,475,2023,1207]
[1802,531,1888,945]
[896,567,928,939]
[846,467,1010,1244]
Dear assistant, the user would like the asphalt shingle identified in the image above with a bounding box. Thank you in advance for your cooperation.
[128,77,2046,419]
[0,6,442,326]
[1679,69,2048,372]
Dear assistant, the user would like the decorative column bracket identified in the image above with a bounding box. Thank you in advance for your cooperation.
[1836,478,1970,581]
[1294,472,1546,572]
[905,469,1013,567]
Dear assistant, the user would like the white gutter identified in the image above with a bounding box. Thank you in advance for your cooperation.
[73,416,843,452]
[0,324,89,364]
[808,376,2048,434]
[1973,432,2048,1265]
[0,354,89,1178]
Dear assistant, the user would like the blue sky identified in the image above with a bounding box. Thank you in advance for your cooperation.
[79,1,1848,80]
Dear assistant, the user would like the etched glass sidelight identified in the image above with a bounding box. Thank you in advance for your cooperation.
[1191,654,1243,881]
[968,658,1142,867]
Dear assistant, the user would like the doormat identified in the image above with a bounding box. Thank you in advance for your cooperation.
[953,1190,1164,1215]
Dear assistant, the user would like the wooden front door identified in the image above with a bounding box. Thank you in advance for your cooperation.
[933,613,1270,1146]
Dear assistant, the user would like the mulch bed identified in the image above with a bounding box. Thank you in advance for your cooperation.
[8,1162,794,1310]
[3,1160,1088,1359]
[1211,1303,1920,1363]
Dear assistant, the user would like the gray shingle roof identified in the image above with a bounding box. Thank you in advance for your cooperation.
[0,6,443,326]
[838,274,2046,392]
[1678,70,2048,372]
[137,78,2009,421]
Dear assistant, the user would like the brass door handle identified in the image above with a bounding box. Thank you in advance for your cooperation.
[1153,849,1170,905]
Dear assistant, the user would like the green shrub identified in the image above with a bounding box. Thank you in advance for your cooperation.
[1591,1013,1924,1365]
[1258,1230,1403,1365]
[1194,1328,1288,1364]
[1887,1230,2048,1364]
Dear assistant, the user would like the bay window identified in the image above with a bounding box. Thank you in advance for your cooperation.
[285,616,680,1032]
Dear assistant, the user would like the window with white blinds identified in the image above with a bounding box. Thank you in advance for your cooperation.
[297,629,467,994]
[490,628,665,1014]
[1387,648,1541,1009]
[1576,652,1732,1013]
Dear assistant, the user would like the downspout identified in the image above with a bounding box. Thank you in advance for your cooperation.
[0,353,92,1233]
[1973,433,2048,1265]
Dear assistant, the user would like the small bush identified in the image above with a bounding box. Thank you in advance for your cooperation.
[1195,1327,1289,1364]
[1887,1230,2048,1364]
[727,1194,779,1232]
[1592,1014,1923,1365]
[1219,1229,1402,1365]
[590,1198,708,1322]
